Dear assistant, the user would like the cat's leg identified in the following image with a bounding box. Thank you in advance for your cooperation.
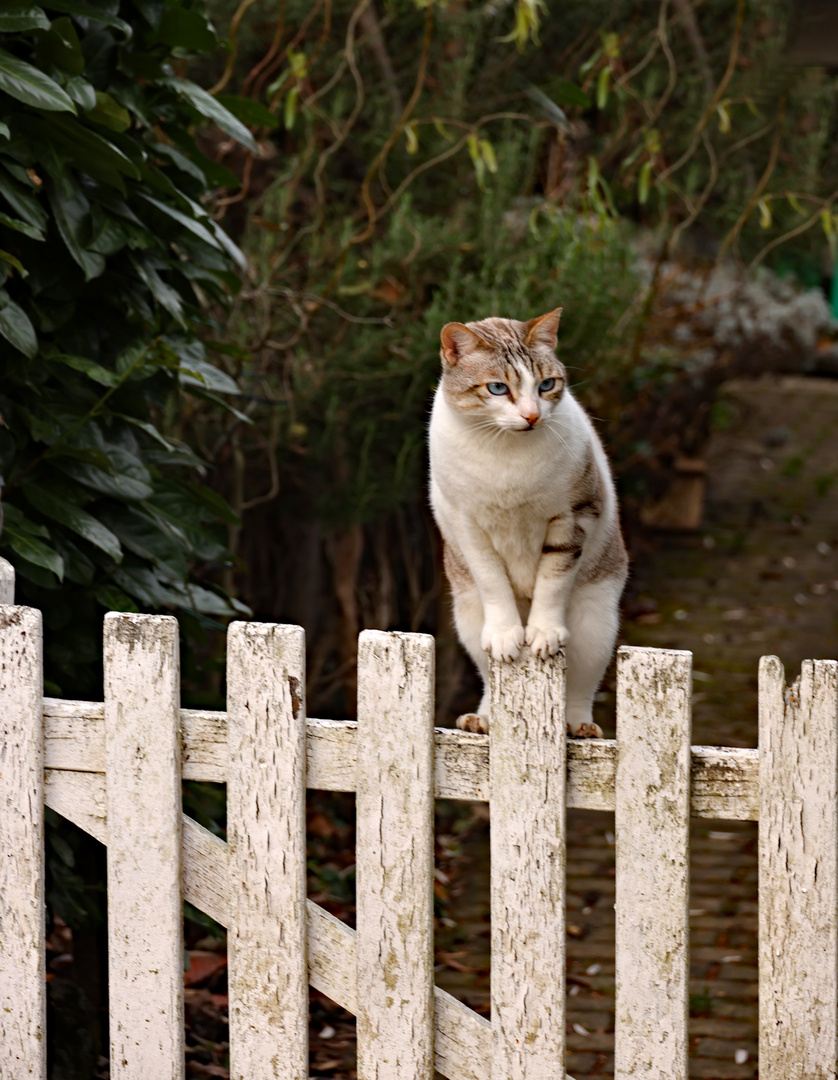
[564,577,622,738]
[451,583,492,733]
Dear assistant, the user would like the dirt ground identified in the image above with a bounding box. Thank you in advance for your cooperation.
[434,374,838,1080]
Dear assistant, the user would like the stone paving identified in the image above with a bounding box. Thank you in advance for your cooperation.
[436,375,838,1079]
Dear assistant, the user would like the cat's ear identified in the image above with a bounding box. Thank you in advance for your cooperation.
[440,322,487,366]
[524,307,563,350]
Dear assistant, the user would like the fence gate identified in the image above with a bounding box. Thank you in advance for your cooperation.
[1,557,837,1080]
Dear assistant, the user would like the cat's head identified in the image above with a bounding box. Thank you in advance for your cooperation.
[438,309,566,432]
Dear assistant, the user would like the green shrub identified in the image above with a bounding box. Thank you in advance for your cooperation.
[0,0,259,696]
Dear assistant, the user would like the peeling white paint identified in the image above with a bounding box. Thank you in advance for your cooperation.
[356,630,436,1080]
[615,645,692,1080]
[0,606,45,1079]
[489,646,567,1079]
[226,622,309,1080]
[759,656,838,1080]
[104,613,184,1080]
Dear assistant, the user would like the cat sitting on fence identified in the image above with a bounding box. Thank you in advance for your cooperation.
[429,308,628,737]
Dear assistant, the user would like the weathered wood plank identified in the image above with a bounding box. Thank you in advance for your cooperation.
[758,656,838,1080]
[490,647,566,1079]
[615,646,692,1080]
[0,556,15,604]
[42,699,761,817]
[0,606,45,1078]
[226,622,308,1080]
[356,630,436,1080]
[45,769,106,843]
[43,768,495,1080]
[104,613,184,1080]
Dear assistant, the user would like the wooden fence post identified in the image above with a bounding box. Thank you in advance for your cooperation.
[759,656,838,1080]
[615,646,692,1080]
[356,630,436,1080]
[104,613,184,1080]
[489,646,567,1080]
[0,605,45,1079]
[0,556,15,604]
[226,622,309,1080]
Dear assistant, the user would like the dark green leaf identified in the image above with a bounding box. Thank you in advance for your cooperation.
[95,584,138,611]
[135,191,223,250]
[160,75,258,154]
[63,74,95,110]
[44,0,132,39]
[52,353,117,385]
[156,7,217,51]
[13,554,62,588]
[179,358,240,395]
[131,255,185,324]
[216,95,279,130]
[34,17,85,76]
[58,457,154,501]
[0,211,45,240]
[47,184,106,280]
[0,48,76,112]
[86,90,131,132]
[0,169,48,231]
[0,294,38,357]
[1,502,50,538]
[35,114,141,183]
[4,532,64,579]
[0,248,27,276]
[0,5,50,32]
[23,483,123,561]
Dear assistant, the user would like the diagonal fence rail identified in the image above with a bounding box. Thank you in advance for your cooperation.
[1,557,836,1080]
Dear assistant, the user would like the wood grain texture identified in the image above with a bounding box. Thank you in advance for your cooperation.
[356,630,436,1080]
[226,622,308,1080]
[0,606,45,1078]
[615,646,692,1080]
[0,556,15,604]
[43,767,497,1080]
[104,613,184,1080]
[42,699,759,818]
[758,656,838,1080]
[489,646,566,1080]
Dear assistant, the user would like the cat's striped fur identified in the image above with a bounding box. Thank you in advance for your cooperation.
[429,309,628,736]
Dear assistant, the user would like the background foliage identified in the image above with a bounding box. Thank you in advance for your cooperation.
[0,0,255,699]
[179,0,838,713]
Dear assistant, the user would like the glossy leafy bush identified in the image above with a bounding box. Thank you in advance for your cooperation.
[0,0,259,694]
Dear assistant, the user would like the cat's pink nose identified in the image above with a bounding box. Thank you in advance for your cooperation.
[522,410,540,427]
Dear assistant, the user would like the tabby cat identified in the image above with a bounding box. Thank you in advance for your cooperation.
[429,308,628,736]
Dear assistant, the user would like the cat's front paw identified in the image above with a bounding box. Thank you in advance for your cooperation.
[567,718,603,738]
[457,712,489,734]
[524,623,569,657]
[481,622,525,662]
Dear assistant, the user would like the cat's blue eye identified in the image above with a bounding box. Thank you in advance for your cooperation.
[487,382,508,395]
[539,378,556,393]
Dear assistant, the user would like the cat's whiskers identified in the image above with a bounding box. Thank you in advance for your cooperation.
[543,419,583,465]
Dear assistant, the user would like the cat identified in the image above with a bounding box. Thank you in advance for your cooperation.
[429,307,628,737]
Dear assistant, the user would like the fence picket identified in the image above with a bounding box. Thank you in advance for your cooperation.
[226,622,309,1080]
[0,556,15,604]
[356,630,436,1080]
[758,656,838,1080]
[104,613,184,1080]
[615,646,692,1080]
[0,606,45,1079]
[489,647,566,1080]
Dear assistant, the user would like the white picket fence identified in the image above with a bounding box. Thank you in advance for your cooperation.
[1,554,837,1080]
